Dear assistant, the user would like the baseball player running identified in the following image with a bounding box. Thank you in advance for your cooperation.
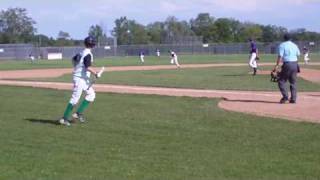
[248,38,259,75]
[169,50,180,68]
[59,36,99,126]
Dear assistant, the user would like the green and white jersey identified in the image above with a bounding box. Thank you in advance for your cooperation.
[73,48,93,79]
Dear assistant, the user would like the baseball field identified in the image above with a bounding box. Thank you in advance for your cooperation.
[1,54,320,180]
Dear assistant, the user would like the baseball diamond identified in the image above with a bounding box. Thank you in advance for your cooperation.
[1,1,320,179]
[1,55,320,179]
[0,63,320,122]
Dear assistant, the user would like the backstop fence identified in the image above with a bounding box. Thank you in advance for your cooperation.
[0,41,319,60]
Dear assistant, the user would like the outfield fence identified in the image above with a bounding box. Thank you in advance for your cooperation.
[0,41,319,60]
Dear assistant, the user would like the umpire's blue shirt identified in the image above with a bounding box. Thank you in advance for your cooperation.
[278,41,300,62]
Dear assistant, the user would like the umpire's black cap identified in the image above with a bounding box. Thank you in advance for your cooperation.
[283,33,291,41]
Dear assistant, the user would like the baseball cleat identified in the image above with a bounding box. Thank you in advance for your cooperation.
[72,113,86,123]
[253,68,257,76]
[279,98,288,104]
[59,118,71,126]
[289,100,296,104]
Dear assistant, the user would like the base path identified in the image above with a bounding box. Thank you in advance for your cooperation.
[1,63,320,123]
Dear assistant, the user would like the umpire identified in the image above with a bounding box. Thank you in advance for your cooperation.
[273,33,300,104]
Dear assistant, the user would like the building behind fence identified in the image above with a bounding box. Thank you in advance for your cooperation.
[0,41,319,60]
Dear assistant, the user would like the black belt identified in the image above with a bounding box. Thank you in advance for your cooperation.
[283,61,297,64]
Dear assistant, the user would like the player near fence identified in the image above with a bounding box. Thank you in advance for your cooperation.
[59,36,100,126]
[248,38,259,75]
[139,50,145,63]
[29,53,35,63]
[303,46,310,64]
[156,49,160,57]
[168,50,180,68]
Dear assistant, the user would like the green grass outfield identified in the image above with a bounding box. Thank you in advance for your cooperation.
[1,86,320,180]
[31,66,320,92]
[0,53,319,71]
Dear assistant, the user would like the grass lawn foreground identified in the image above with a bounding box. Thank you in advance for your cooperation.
[0,86,320,179]
[1,54,320,179]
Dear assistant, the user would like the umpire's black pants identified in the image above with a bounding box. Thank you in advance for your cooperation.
[278,61,298,101]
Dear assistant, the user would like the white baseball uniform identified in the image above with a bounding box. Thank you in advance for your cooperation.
[170,51,180,67]
[303,47,310,64]
[249,41,258,69]
[69,48,96,105]
[139,52,145,63]
[249,53,258,69]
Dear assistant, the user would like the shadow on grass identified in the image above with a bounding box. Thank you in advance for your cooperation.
[222,98,278,104]
[25,118,59,125]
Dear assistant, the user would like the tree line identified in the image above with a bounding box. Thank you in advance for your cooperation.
[1,8,320,46]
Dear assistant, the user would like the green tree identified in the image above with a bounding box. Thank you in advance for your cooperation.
[261,25,276,42]
[55,30,73,46]
[227,19,242,42]
[211,18,235,42]
[261,25,287,42]
[239,23,263,41]
[163,16,195,44]
[57,30,70,40]
[88,24,107,47]
[147,22,165,44]
[111,12,320,44]
[113,16,132,45]
[113,16,149,45]
[190,13,215,43]
[130,22,150,44]
[0,7,36,43]
[31,34,55,47]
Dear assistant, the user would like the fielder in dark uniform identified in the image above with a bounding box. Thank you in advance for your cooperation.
[273,34,300,104]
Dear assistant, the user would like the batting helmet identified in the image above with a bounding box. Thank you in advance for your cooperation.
[84,36,96,48]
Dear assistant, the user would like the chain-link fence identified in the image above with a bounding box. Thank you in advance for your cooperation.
[0,41,319,60]
[0,44,34,60]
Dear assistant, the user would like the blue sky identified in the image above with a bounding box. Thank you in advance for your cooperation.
[1,0,319,39]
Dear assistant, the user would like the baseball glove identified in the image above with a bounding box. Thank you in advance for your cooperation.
[255,56,260,61]
[270,69,280,82]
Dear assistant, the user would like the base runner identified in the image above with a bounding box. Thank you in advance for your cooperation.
[59,36,100,126]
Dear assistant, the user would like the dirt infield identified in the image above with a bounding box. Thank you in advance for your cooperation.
[1,63,320,123]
